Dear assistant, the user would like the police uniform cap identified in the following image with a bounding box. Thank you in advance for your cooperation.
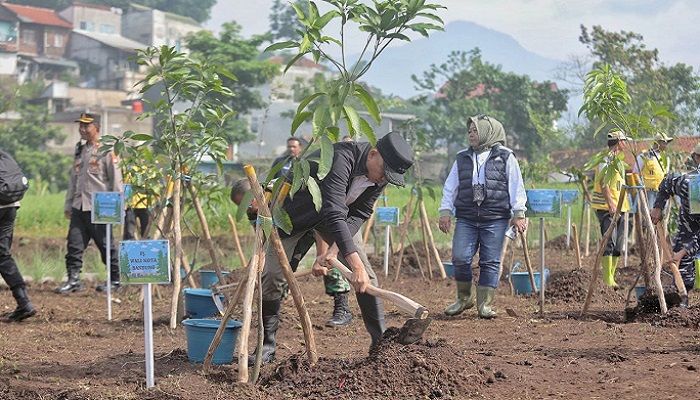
[376,132,414,187]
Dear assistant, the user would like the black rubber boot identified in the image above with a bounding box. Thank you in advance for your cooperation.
[55,271,83,294]
[326,292,352,327]
[96,281,121,293]
[248,299,281,366]
[356,292,386,347]
[1,286,36,322]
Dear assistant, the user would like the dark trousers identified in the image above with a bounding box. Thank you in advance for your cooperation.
[65,208,119,281]
[0,207,25,290]
[123,208,150,240]
[596,210,626,257]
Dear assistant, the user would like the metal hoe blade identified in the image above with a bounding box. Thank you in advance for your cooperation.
[396,317,432,345]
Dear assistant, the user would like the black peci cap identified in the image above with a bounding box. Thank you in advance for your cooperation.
[376,132,414,187]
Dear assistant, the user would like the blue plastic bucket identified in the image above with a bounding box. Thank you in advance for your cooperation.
[199,270,231,289]
[184,288,223,319]
[442,261,455,279]
[635,286,646,299]
[510,262,550,295]
[182,318,242,364]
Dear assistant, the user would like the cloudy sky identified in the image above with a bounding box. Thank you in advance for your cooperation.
[206,0,700,67]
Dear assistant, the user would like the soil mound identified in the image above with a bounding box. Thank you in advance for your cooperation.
[546,234,569,250]
[546,269,623,304]
[625,291,700,328]
[261,328,483,399]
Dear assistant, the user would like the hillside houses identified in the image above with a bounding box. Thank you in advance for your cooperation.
[0,1,207,155]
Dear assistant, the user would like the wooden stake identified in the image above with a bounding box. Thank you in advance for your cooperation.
[519,230,538,295]
[186,185,227,285]
[420,216,433,279]
[581,188,633,316]
[169,178,183,330]
[180,252,197,288]
[235,228,264,382]
[419,200,446,279]
[408,238,427,281]
[638,190,668,314]
[227,213,247,268]
[656,221,688,298]
[584,202,591,257]
[244,165,318,366]
[393,193,415,281]
[571,223,583,270]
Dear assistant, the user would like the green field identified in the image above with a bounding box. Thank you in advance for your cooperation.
[11,183,595,281]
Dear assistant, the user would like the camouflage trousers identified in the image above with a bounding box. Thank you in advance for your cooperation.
[286,231,351,297]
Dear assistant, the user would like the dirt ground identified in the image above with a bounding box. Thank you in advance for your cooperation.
[3,244,700,399]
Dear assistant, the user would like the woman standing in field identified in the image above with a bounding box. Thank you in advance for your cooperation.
[438,115,527,318]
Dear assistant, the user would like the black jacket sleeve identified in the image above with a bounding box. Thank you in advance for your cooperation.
[317,146,357,256]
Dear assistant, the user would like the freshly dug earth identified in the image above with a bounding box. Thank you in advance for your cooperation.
[625,291,700,329]
[261,329,483,399]
[3,246,700,399]
[546,268,623,304]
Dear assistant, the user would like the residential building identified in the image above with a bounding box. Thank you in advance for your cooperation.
[58,2,122,35]
[122,3,202,52]
[0,6,17,75]
[0,2,77,82]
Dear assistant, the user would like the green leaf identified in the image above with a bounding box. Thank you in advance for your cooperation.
[307,177,322,212]
[353,84,381,123]
[312,106,330,136]
[290,162,303,198]
[318,135,334,180]
[130,133,153,141]
[343,105,362,136]
[264,41,299,53]
[300,35,313,53]
[259,215,274,240]
[416,12,444,24]
[315,10,340,29]
[291,111,313,134]
[359,117,377,146]
[235,191,254,222]
[272,205,293,235]
[297,92,326,114]
[284,53,306,74]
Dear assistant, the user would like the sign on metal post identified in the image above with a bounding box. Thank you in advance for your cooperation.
[92,192,124,321]
[525,190,561,315]
[120,239,171,388]
[375,207,400,277]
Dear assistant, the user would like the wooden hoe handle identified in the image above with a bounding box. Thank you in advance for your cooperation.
[328,258,429,319]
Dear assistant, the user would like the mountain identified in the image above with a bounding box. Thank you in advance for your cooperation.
[358,20,565,98]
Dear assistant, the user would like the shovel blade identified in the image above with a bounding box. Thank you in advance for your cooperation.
[397,317,432,345]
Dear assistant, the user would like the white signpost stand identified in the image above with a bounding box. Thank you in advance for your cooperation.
[375,206,400,277]
[561,190,579,249]
[120,239,171,388]
[92,192,124,321]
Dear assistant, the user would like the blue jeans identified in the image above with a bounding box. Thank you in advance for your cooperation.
[452,217,509,288]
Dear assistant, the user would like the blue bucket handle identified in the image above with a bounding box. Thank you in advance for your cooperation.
[510,261,523,275]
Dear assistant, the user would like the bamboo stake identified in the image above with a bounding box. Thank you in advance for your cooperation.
[519,231,538,295]
[186,185,226,285]
[419,200,446,278]
[251,264,264,383]
[244,165,318,365]
[235,229,264,382]
[393,193,416,281]
[638,190,668,314]
[169,179,183,330]
[180,252,197,288]
[408,238,427,280]
[227,213,247,268]
[656,221,687,298]
[420,216,433,279]
[584,202,591,257]
[581,188,632,316]
[571,223,583,270]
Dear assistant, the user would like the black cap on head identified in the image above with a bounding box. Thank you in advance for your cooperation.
[376,132,414,187]
[75,112,99,124]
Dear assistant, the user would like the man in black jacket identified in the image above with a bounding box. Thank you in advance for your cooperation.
[255,132,414,364]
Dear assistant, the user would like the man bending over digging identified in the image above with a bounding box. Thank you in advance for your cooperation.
[235,132,414,364]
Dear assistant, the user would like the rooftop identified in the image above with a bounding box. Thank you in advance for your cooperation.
[2,2,72,29]
[73,30,146,52]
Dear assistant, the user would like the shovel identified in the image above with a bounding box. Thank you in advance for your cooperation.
[328,258,431,344]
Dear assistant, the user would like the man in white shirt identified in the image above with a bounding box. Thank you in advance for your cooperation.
[438,115,527,318]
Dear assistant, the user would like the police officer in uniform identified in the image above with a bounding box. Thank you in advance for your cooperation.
[56,113,123,293]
